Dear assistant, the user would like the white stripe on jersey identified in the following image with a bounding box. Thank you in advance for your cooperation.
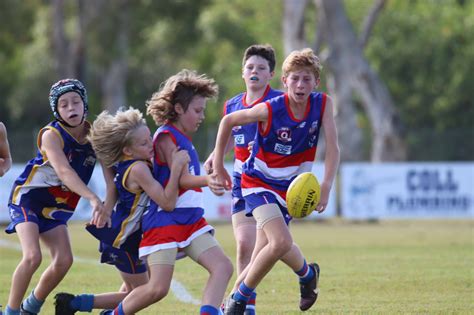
[233,159,243,174]
[12,163,63,204]
[253,157,313,180]
[157,189,203,211]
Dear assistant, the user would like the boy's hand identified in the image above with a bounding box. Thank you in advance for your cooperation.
[203,152,214,175]
[212,165,232,191]
[315,181,331,213]
[171,147,190,169]
[89,197,111,228]
[208,173,225,196]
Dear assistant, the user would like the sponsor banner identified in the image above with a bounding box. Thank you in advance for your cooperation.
[0,163,336,223]
[341,163,474,219]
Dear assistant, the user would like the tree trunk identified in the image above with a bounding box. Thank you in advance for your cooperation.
[283,0,308,56]
[102,0,129,113]
[282,0,364,161]
[51,0,86,80]
[315,0,406,161]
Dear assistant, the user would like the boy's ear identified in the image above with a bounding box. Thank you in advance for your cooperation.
[315,78,321,88]
[270,71,275,79]
[122,145,132,157]
[174,103,184,114]
[281,75,288,88]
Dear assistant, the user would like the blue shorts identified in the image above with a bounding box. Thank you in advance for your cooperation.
[87,224,146,274]
[232,176,246,214]
[244,192,292,225]
[5,204,66,234]
[99,242,147,274]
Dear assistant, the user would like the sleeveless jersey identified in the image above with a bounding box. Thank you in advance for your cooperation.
[87,159,150,249]
[241,92,327,206]
[224,86,283,178]
[9,121,96,221]
[139,124,213,258]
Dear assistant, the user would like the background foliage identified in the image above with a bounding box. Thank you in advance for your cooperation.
[0,0,472,162]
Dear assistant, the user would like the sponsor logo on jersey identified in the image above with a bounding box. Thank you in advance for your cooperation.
[277,127,292,143]
[234,134,245,145]
[84,155,96,166]
[297,121,306,128]
[274,143,292,155]
[309,121,319,134]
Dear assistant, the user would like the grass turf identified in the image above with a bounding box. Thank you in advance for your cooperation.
[1,219,472,314]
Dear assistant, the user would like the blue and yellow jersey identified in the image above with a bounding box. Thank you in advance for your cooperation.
[108,159,151,249]
[8,120,96,222]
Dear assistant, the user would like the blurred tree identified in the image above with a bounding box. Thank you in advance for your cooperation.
[283,0,406,161]
[365,0,474,160]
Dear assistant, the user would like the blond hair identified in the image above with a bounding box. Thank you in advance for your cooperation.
[282,48,322,80]
[87,107,146,167]
[146,69,218,126]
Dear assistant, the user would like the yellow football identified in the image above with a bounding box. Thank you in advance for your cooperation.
[286,172,321,218]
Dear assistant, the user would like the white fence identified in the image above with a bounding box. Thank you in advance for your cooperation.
[341,163,474,219]
[0,163,335,223]
[1,162,473,223]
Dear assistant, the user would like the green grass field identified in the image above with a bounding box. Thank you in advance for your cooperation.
[1,220,473,314]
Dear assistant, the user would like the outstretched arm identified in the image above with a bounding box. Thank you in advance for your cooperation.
[317,96,340,213]
[41,129,105,215]
[130,148,189,211]
[212,102,269,189]
[90,163,117,227]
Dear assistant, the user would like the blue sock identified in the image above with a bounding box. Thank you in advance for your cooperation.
[200,304,219,315]
[22,290,44,314]
[233,281,254,303]
[245,291,256,314]
[5,305,20,315]
[70,294,95,312]
[113,302,125,315]
[296,260,314,283]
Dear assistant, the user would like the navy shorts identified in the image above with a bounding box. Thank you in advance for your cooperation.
[99,242,147,274]
[5,204,66,234]
[244,192,292,225]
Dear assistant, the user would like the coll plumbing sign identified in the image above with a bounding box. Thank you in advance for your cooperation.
[341,163,474,219]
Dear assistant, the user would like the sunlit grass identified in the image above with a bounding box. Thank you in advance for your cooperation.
[1,220,472,314]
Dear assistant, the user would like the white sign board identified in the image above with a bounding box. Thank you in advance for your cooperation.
[1,163,336,223]
[341,163,474,219]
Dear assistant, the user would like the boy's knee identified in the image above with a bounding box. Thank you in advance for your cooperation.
[149,285,169,302]
[53,254,73,271]
[23,251,42,270]
[270,238,292,256]
[236,239,253,257]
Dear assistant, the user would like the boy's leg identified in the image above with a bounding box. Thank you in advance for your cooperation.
[231,228,268,293]
[116,250,175,314]
[187,234,233,311]
[243,204,293,288]
[56,271,149,313]
[34,225,73,301]
[7,222,42,312]
[281,243,319,311]
[231,211,256,275]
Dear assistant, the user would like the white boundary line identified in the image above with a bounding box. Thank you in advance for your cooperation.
[0,239,200,305]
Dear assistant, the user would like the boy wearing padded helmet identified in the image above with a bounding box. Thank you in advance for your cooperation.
[4,79,105,315]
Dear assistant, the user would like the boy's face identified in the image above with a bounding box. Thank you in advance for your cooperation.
[175,95,206,134]
[124,125,154,161]
[282,69,320,105]
[57,91,85,126]
[242,55,274,91]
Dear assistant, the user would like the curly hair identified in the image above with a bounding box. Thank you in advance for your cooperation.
[87,107,147,167]
[146,69,218,126]
[282,48,322,80]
